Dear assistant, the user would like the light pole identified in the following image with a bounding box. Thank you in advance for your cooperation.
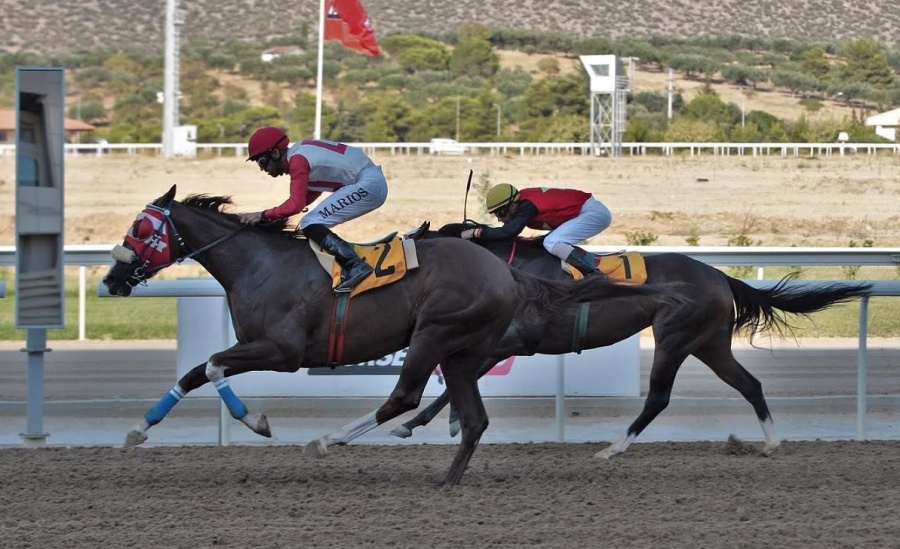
[455,95,461,141]
[493,103,501,136]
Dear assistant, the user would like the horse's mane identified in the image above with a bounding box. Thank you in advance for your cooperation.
[182,194,291,234]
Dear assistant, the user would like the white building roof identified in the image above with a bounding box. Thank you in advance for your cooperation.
[866,107,900,127]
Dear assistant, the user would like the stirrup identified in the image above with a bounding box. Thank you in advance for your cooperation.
[334,263,374,293]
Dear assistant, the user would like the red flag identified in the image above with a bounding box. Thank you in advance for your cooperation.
[324,0,380,56]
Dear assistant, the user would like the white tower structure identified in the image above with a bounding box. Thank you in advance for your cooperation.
[162,0,183,159]
[579,55,627,157]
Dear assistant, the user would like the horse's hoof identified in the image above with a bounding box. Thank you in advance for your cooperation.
[304,438,328,458]
[124,430,147,448]
[594,448,614,460]
[448,420,461,438]
[252,413,271,438]
[762,443,780,457]
[390,425,412,438]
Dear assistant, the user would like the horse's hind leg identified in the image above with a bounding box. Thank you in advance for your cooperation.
[306,343,442,456]
[439,355,489,486]
[390,357,496,439]
[596,344,690,460]
[692,340,780,456]
[390,390,450,438]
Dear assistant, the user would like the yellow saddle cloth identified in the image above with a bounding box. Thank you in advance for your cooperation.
[311,235,419,297]
[565,251,647,284]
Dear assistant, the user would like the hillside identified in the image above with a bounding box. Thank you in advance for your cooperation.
[2,0,900,56]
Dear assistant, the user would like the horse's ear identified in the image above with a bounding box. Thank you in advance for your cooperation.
[164,184,177,203]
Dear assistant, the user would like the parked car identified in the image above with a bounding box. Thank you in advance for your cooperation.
[429,138,466,155]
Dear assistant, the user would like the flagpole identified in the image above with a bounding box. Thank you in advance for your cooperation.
[314,0,325,139]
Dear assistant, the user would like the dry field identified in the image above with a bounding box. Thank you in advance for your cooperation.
[1,152,899,248]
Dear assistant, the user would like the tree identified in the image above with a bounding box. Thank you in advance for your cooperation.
[449,39,499,78]
[799,47,831,80]
[667,53,720,81]
[838,38,895,88]
[494,67,532,98]
[720,63,769,88]
[664,117,726,142]
[681,93,731,126]
[771,69,823,97]
[536,57,560,77]
[522,76,588,119]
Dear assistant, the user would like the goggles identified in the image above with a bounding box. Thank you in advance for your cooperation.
[255,153,271,168]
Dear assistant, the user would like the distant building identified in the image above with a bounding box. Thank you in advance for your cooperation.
[260,46,304,63]
[0,109,97,144]
[865,107,900,141]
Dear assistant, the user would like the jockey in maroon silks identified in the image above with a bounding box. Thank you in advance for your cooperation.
[240,126,388,293]
[461,184,612,276]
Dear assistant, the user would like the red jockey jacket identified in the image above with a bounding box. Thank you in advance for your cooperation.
[519,187,592,230]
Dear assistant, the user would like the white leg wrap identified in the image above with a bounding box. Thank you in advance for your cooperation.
[760,417,781,455]
[319,411,379,449]
[205,361,225,382]
[595,433,637,460]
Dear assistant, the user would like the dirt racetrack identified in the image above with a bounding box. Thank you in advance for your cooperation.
[3,440,899,548]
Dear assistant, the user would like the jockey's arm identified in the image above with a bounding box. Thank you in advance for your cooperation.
[264,155,312,220]
[476,201,537,241]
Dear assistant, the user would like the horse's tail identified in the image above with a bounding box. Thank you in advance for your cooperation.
[509,269,679,315]
[725,272,872,336]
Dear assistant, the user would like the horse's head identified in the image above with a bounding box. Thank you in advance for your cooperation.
[103,186,289,296]
[103,185,182,296]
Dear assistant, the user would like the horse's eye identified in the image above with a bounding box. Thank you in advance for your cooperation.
[129,218,155,240]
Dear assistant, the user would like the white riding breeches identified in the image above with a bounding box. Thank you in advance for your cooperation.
[299,165,389,229]
[544,197,612,259]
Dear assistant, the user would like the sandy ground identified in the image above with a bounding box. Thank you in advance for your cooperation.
[2,441,899,548]
[2,153,900,247]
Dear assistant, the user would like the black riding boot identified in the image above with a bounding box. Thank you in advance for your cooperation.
[321,233,374,293]
[565,247,606,279]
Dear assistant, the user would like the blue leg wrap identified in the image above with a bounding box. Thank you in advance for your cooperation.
[145,387,185,426]
[214,379,249,420]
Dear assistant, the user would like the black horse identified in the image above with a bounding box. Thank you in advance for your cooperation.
[101,186,670,485]
[310,223,871,459]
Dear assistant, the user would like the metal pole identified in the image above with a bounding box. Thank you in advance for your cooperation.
[314,0,326,139]
[78,265,86,340]
[555,355,565,442]
[21,329,49,447]
[455,96,461,141]
[162,0,177,159]
[856,296,869,440]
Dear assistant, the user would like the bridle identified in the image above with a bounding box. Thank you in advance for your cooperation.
[112,200,246,286]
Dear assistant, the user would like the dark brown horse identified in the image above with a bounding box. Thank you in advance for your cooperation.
[311,223,871,459]
[101,186,671,485]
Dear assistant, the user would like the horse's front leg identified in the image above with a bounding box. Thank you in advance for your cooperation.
[125,362,209,447]
[124,338,296,447]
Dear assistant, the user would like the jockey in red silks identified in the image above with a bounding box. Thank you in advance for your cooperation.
[461,183,612,276]
[241,126,388,293]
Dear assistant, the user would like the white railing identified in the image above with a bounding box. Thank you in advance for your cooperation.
[1,141,899,158]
